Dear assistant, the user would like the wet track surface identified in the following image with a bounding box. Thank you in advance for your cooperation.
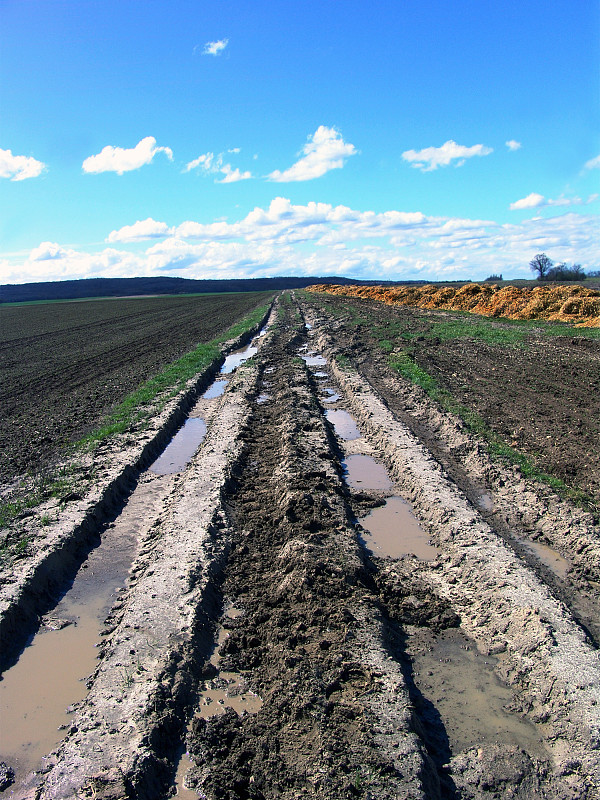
[1,295,599,799]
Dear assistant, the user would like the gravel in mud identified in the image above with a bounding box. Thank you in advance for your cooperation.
[3,295,600,800]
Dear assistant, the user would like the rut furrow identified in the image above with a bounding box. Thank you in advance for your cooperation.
[182,311,437,800]
[23,350,265,799]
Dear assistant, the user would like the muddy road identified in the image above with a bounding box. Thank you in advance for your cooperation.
[1,295,599,799]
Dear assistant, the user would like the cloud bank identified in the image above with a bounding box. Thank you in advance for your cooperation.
[0,148,46,181]
[82,137,173,175]
[269,126,357,182]
[402,140,493,171]
[3,199,596,286]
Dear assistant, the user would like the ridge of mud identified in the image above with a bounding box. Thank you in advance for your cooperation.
[0,310,272,672]
[307,317,600,795]
[184,307,438,799]
[27,336,268,799]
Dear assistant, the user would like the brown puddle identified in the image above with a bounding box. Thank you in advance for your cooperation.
[409,628,545,757]
[0,474,171,788]
[524,539,571,580]
[343,454,395,492]
[360,497,439,561]
[150,418,207,475]
[326,409,361,440]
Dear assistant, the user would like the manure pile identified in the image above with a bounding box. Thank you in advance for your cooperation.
[308,282,600,327]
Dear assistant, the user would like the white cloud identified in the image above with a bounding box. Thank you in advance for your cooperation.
[217,165,252,183]
[402,139,493,171]
[203,39,228,56]
[185,150,252,182]
[0,148,46,181]
[29,242,71,260]
[82,136,173,175]
[584,154,600,170]
[107,218,173,243]
[185,152,215,172]
[268,126,357,182]
[505,140,522,151]
[510,192,546,210]
[509,192,596,211]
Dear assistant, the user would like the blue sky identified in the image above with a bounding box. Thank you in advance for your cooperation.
[1,0,599,284]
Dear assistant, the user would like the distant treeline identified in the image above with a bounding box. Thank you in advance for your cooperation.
[0,275,431,304]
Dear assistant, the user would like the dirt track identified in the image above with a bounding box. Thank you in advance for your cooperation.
[1,294,599,799]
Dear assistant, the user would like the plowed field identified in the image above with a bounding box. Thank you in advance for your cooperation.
[0,293,274,484]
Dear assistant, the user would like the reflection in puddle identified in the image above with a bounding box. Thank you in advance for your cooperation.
[202,380,228,399]
[301,353,327,367]
[221,344,258,374]
[150,418,207,475]
[525,540,570,579]
[322,388,340,403]
[221,327,267,375]
[410,628,545,756]
[257,394,270,404]
[343,454,394,492]
[360,497,439,560]
[326,409,361,440]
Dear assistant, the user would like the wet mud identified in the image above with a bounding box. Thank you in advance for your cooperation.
[1,295,599,799]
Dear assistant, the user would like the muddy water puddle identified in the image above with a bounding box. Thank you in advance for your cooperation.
[360,497,439,560]
[301,352,327,368]
[322,388,340,403]
[171,604,262,798]
[220,327,267,375]
[0,473,172,788]
[343,454,395,492]
[326,409,361,440]
[523,539,571,580]
[408,628,545,757]
[150,418,207,475]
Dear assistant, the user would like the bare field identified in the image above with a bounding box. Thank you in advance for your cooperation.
[0,292,274,484]
[1,293,599,799]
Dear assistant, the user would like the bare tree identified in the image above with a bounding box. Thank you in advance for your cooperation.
[529,253,553,280]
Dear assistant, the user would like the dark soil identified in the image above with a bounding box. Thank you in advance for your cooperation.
[0,293,273,484]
